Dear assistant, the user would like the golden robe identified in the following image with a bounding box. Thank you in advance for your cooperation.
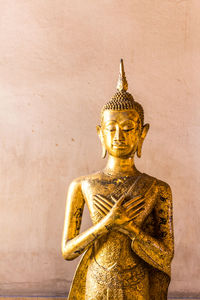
[68,174,173,300]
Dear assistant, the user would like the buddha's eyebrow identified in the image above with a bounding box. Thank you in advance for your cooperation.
[105,120,117,125]
[120,119,136,125]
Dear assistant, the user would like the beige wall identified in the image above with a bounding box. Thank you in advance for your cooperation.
[0,0,199,297]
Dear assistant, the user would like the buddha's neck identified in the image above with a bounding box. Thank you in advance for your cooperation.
[104,155,138,177]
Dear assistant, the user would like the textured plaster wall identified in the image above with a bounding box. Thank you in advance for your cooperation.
[0,0,199,297]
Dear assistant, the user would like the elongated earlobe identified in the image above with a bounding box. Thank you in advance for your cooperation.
[137,141,142,158]
[137,123,149,158]
[101,144,107,159]
[96,125,107,159]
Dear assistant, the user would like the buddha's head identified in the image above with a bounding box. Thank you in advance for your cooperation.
[97,59,149,159]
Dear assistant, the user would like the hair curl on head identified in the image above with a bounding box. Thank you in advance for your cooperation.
[101,90,144,126]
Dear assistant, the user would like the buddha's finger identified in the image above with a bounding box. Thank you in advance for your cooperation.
[116,194,126,206]
[130,209,144,220]
[94,197,112,211]
[94,199,110,213]
[127,202,145,217]
[125,199,145,213]
[143,180,156,197]
[95,194,113,207]
[128,206,145,219]
[123,195,143,208]
[94,203,108,216]
[111,195,118,203]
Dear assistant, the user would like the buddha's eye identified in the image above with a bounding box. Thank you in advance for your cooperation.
[106,125,116,132]
[122,125,134,132]
[121,121,136,132]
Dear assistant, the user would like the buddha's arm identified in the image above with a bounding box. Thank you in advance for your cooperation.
[123,182,174,274]
[62,179,111,261]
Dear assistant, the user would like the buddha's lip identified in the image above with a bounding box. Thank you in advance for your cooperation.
[112,143,127,148]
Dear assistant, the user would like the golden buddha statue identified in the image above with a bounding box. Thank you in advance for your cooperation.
[62,59,174,300]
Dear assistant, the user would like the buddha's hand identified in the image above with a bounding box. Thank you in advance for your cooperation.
[93,193,145,229]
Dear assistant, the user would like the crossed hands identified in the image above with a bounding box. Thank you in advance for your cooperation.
[93,192,145,230]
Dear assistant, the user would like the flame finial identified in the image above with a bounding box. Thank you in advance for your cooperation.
[116,59,128,92]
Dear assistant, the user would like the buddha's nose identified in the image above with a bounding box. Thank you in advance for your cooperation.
[114,126,125,142]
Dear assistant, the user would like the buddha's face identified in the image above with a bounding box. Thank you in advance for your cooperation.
[99,109,144,158]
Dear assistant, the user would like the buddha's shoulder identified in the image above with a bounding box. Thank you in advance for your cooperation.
[69,172,172,196]
[142,173,172,196]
